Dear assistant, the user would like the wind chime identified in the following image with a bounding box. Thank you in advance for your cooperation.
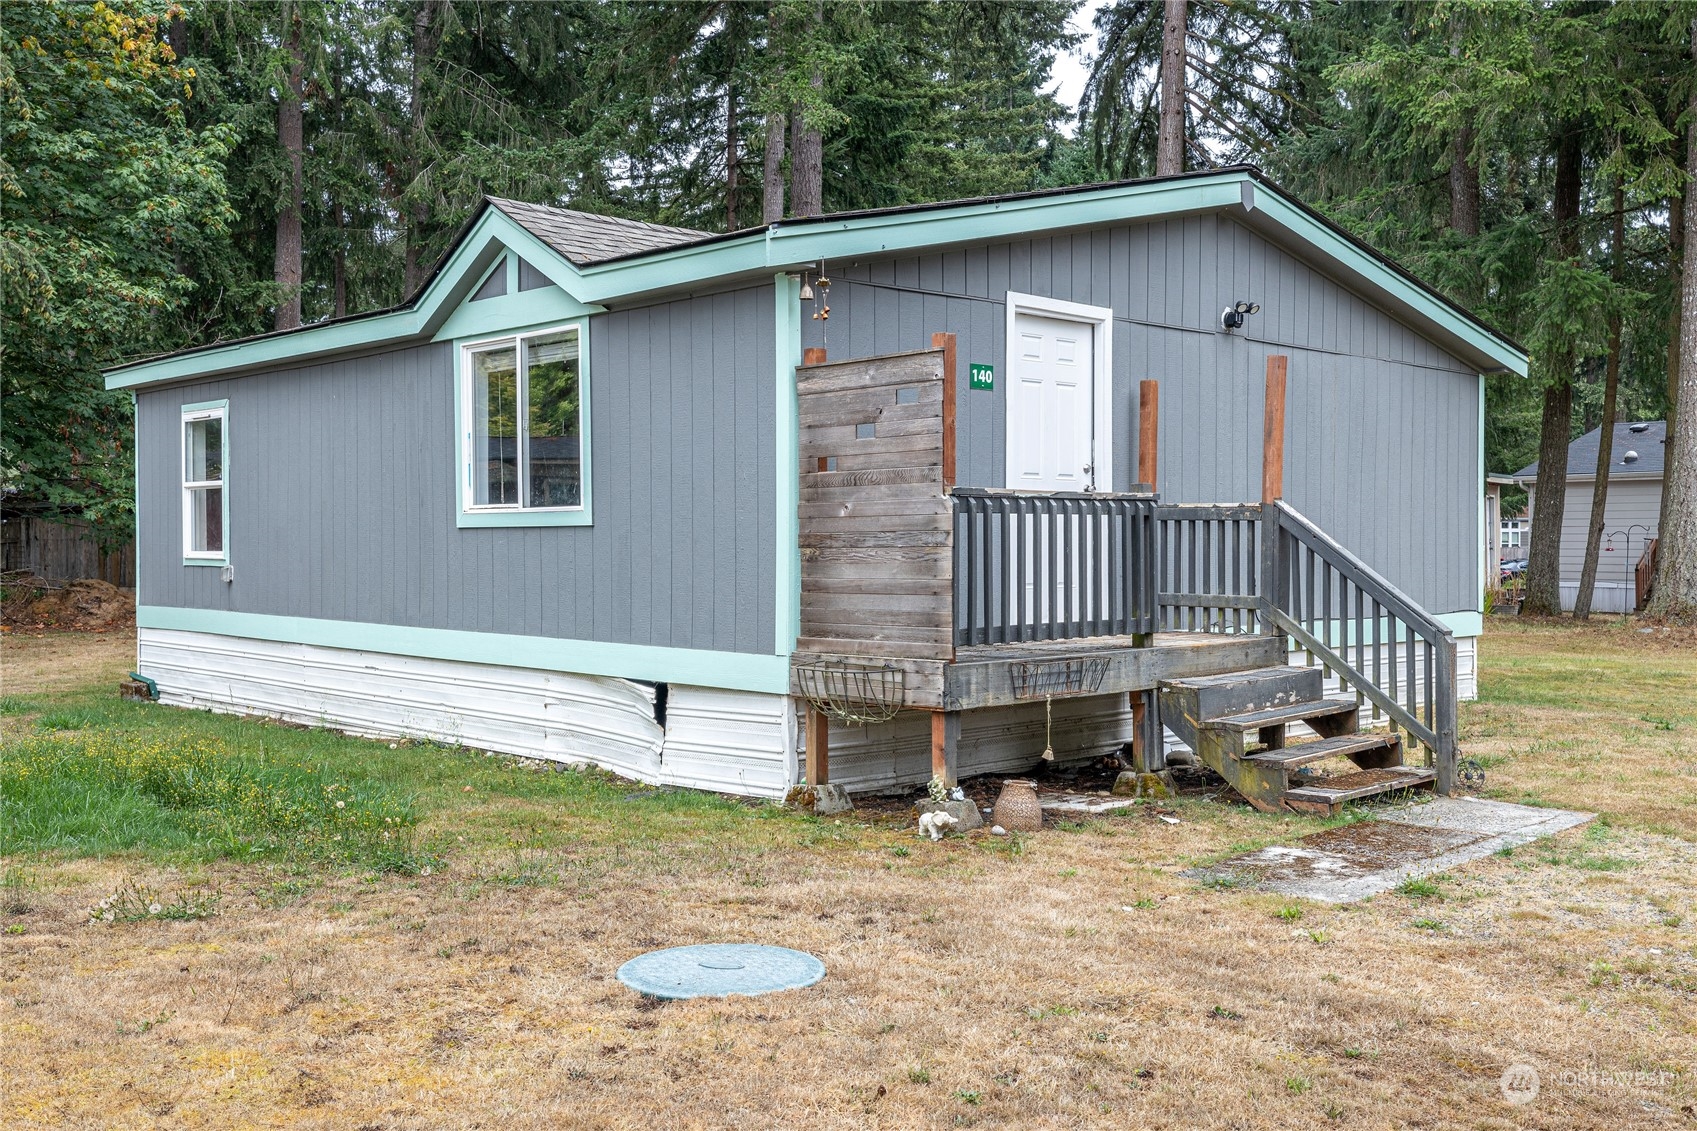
[801,263,831,345]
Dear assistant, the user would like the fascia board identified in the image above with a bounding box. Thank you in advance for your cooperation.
[1240,194,1529,377]
[105,306,426,390]
[105,213,571,390]
[767,176,1251,264]
[572,176,1253,303]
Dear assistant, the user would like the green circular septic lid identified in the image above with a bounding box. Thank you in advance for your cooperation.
[616,943,825,1000]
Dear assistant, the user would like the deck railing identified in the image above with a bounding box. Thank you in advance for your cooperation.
[950,488,1157,647]
[1156,504,1264,633]
[1151,500,1458,792]
[1267,501,1458,792]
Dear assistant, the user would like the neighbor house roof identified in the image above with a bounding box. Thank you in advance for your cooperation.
[105,165,1530,390]
[1514,421,1666,482]
[486,199,707,265]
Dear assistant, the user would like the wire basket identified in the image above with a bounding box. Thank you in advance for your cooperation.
[1010,656,1110,700]
[795,661,906,724]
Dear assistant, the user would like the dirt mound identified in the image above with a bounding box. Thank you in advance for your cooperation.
[1,576,135,632]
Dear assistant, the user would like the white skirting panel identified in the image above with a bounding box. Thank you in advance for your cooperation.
[813,694,1136,794]
[137,629,798,798]
[658,686,795,798]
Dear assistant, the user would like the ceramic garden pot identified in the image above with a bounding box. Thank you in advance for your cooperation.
[992,779,1043,832]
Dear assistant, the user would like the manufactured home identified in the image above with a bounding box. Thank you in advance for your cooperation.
[1514,421,1665,613]
[108,166,1526,814]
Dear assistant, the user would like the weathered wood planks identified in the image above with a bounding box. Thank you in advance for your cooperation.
[795,345,955,671]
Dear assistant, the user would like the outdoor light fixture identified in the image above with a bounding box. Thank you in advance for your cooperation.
[1220,300,1261,332]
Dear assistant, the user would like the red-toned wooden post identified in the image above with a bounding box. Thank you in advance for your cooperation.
[932,331,957,489]
[1138,379,1159,490]
[806,704,830,787]
[1262,355,1288,503]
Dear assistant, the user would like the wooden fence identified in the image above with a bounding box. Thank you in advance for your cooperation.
[0,516,135,586]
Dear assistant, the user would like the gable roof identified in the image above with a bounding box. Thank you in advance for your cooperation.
[105,166,1529,390]
[1514,421,1666,482]
[486,199,707,265]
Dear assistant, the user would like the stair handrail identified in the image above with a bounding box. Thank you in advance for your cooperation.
[1262,500,1459,793]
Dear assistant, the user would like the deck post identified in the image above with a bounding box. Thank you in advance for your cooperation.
[931,331,957,490]
[805,703,830,787]
[1138,379,1159,490]
[1434,634,1458,795]
[1259,356,1289,638]
[930,709,960,787]
[1131,690,1164,772]
[1261,355,1287,504]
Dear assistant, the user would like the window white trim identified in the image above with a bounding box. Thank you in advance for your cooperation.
[180,399,229,566]
[455,320,591,528]
[1002,291,1115,492]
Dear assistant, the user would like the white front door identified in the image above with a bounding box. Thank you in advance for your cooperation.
[1007,312,1095,492]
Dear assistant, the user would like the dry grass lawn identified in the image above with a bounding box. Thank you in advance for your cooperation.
[2,623,1694,1129]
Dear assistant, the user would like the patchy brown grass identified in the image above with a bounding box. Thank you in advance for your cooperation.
[1,629,133,697]
[1467,617,1697,838]
[3,628,1695,1129]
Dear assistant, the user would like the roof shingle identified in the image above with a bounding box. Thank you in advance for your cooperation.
[488,198,708,266]
[1513,420,1666,481]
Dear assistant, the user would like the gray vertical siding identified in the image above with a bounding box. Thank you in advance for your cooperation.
[802,213,1482,615]
[138,284,777,654]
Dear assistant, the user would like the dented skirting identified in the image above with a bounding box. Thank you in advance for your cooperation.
[136,629,795,798]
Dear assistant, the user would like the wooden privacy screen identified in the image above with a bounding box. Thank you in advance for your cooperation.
[796,346,955,665]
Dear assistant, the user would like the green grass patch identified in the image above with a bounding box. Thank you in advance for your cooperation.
[0,671,857,879]
[1,728,429,872]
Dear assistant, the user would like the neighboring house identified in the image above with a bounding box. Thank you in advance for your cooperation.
[1514,421,1665,613]
[106,166,1526,803]
[1483,474,1522,585]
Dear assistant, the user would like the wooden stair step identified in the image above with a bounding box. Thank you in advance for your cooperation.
[1281,767,1436,814]
[1203,697,1360,734]
[1245,732,1399,768]
[1161,666,1324,722]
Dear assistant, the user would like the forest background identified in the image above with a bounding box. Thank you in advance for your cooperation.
[2,0,1693,616]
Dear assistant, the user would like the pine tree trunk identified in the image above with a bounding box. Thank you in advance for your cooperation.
[790,94,822,216]
[1521,127,1584,617]
[1669,177,1684,424]
[1574,178,1625,620]
[1156,0,1187,177]
[273,10,305,332]
[762,111,785,222]
[403,0,443,298]
[725,85,739,232]
[1647,17,1697,622]
[333,200,347,320]
[1450,125,1481,237]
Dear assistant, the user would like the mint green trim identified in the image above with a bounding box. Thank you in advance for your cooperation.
[108,171,1523,391]
[1438,611,1482,638]
[456,508,590,528]
[105,210,598,389]
[181,399,229,567]
[1477,377,1487,605]
[137,606,792,694]
[452,319,592,529]
[774,274,801,656]
[432,284,600,344]
[1245,191,1528,377]
[1291,611,1482,649]
[505,252,520,293]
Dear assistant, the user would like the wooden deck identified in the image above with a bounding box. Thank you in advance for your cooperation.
[943,632,1283,711]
